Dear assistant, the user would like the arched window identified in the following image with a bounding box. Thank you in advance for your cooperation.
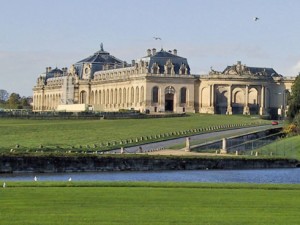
[123,88,126,104]
[152,86,159,103]
[131,87,134,103]
[140,86,144,102]
[119,88,122,104]
[136,87,139,103]
[106,89,109,104]
[80,91,87,104]
[180,87,187,104]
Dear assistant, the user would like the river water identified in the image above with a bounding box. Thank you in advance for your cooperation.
[1,168,300,184]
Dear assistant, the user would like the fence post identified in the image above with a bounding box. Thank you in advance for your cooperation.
[185,137,190,152]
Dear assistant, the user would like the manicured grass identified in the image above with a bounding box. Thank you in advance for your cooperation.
[1,182,300,225]
[0,114,265,152]
[257,135,300,160]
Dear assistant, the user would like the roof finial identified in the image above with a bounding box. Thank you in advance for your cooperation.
[100,43,104,51]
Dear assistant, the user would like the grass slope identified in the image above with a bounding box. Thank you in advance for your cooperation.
[0,114,264,152]
[257,135,300,160]
[1,182,300,225]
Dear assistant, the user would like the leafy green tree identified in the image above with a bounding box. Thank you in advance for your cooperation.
[287,74,300,121]
[8,93,21,109]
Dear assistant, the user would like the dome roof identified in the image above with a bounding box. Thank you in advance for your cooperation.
[74,44,124,79]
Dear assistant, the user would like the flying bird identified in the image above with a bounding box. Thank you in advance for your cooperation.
[153,37,161,40]
[68,177,72,182]
[253,17,259,21]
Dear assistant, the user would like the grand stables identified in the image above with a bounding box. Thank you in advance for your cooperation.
[32,44,295,117]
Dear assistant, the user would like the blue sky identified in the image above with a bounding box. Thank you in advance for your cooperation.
[1,0,300,96]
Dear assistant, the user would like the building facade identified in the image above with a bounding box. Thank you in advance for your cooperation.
[33,45,295,117]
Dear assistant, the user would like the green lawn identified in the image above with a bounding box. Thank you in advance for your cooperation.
[1,182,299,225]
[0,114,265,152]
[257,135,300,159]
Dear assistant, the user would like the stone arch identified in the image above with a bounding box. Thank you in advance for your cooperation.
[90,91,95,105]
[99,90,102,105]
[249,87,259,114]
[106,89,109,105]
[114,88,118,105]
[140,86,144,102]
[123,88,126,104]
[201,87,210,108]
[131,87,134,104]
[135,86,139,104]
[232,88,244,114]
[165,86,175,112]
[110,89,113,105]
[95,90,98,105]
[119,88,122,104]
[80,91,87,104]
[216,90,228,114]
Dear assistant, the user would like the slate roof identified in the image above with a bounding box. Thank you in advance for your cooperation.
[74,47,124,79]
[45,67,64,80]
[142,49,190,74]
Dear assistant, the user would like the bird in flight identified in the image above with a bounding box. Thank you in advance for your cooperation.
[153,37,161,40]
[68,177,72,182]
[253,17,259,21]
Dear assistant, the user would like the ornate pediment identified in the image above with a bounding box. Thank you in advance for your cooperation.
[209,61,278,78]
[224,61,251,75]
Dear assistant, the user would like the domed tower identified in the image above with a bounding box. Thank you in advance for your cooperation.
[72,43,125,80]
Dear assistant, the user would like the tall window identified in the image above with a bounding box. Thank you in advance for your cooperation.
[180,87,187,104]
[152,86,159,103]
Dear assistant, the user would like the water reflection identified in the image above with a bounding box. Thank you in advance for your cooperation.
[1,168,300,184]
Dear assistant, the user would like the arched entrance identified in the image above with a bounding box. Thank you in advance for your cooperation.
[165,86,175,112]
[80,91,87,104]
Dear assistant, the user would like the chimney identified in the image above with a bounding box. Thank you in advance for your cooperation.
[173,49,177,55]
[152,48,156,55]
[46,67,52,73]
[147,49,151,56]
[131,60,135,66]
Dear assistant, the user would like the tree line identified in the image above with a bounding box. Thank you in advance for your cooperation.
[0,89,31,109]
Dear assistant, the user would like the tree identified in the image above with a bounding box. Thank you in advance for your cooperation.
[0,89,9,102]
[287,74,300,121]
[8,93,21,109]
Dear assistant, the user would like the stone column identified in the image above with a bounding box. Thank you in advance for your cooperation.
[243,85,250,115]
[220,138,227,154]
[226,85,232,115]
[185,137,190,152]
[208,84,215,114]
[120,147,125,154]
[259,85,265,115]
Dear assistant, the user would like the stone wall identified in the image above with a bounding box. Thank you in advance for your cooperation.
[0,155,298,173]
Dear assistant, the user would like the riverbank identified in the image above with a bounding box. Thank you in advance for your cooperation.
[0,154,298,173]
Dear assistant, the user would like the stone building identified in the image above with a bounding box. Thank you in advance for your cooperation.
[33,45,295,118]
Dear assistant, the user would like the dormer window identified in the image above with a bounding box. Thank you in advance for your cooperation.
[164,59,174,75]
[151,63,160,74]
[180,64,187,75]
